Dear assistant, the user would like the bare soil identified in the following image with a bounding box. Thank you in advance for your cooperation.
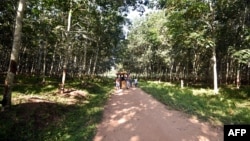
[94,88,223,141]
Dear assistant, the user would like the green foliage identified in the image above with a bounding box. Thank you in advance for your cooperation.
[124,10,168,74]
[0,76,114,141]
[1,0,129,77]
[140,81,250,125]
[232,49,250,64]
[124,0,250,85]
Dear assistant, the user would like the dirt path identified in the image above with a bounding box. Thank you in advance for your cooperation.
[94,88,223,141]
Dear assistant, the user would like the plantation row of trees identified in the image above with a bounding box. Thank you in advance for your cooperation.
[123,0,250,92]
[1,0,153,108]
[1,0,126,77]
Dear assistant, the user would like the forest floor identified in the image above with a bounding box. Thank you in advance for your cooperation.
[93,87,223,141]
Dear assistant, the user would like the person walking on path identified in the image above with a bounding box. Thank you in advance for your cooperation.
[134,78,138,87]
[126,76,131,89]
[115,77,120,90]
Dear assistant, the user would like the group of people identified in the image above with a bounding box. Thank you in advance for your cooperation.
[115,76,138,90]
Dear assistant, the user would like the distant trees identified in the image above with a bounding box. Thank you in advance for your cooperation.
[124,0,250,92]
[0,0,128,77]
[0,0,137,107]
[1,0,249,106]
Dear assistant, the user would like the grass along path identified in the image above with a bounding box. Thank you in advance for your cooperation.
[140,81,250,126]
[0,76,114,141]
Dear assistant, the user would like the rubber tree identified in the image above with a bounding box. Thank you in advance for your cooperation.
[1,0,26,109]
[207,1,218,94]
[60,0,73,93]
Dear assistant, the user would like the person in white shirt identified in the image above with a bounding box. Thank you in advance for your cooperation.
[134,78,138,87]
[115,77,120,90]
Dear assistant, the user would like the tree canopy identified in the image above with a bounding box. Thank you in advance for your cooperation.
[123,0,250,88]
[1,0,250,107]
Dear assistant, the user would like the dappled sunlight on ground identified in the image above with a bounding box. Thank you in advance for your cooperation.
[130,135,140,141]
[192,88,214,95]
[94,88,223,141]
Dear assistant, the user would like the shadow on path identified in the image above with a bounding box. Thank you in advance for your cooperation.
[94,88,223,141]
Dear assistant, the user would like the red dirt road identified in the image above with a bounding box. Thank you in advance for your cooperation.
[94,88,223,141]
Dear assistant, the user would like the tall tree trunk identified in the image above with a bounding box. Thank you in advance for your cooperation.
[1,0,26,109]
[19,46,26,74]
[31,56,35,74]
[229,59,234,84]
[212,47,218,94]
[176,62,180,81]
[49,44,56,76]
[87,56,92,75]
[92,47,99,75]
[36,41,42,76]
[236,63,241,89]
[61,1,72,93]
[58,55,63,76]
[226,57,229,85]
[209,1,218,94]
[42,41,47,84]
[170,62,174,82]
[72,58,77,78]
[82,43,87,75]
[193,53,198,82]
[247,62,250,85]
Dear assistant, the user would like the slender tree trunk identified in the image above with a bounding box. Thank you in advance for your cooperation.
[248,62,250,85]
[236,63,241,89]
[175,62,179,81]
[72,55,77,77]
[18,46,26,74]
[58,55,63,76]
[88,56,92,75]
[229,59,234,84]
[36,43,42,75]
[24,48,30,74]
[209,1,218,94]
[1,0,26,109]
[219,58,223,85]
[49,44,56,76]
[82,44,87,74]
[61,1,72,93]
[170,63,173,82]
[226,57,229,85]
[92,47,99,75]
[31,56,35,74]
[42,42,47,83]
[212,47,218,94]
[193,53,198,82]
[78,56,83,77]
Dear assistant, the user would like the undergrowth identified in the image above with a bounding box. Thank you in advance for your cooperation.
[0,75,114,141]
[140,81,250,126]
